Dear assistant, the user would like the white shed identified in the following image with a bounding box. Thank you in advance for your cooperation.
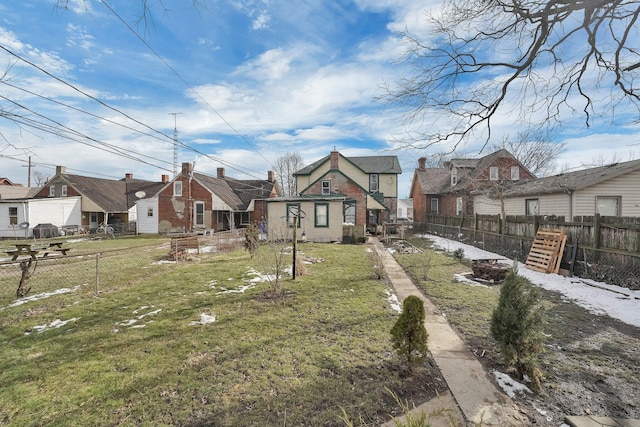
[0,196,82,238]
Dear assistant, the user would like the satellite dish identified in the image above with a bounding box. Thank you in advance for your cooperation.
[134,191,146,199]
[18,222,29,229]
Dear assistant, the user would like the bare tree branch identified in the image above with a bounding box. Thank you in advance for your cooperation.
[383,0,640,150]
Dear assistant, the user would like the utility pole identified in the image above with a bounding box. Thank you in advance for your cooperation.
[168,112,182,176]
[21,156,32,187]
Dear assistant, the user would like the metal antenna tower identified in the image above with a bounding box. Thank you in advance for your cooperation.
[169,112,182,176]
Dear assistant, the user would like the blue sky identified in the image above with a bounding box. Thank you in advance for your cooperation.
[1,0,639,198]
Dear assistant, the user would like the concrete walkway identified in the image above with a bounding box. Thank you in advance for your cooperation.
[372,238,526,426]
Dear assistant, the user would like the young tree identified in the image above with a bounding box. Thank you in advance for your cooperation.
[391,295,429,369]
[244,222,260,259]
[274,152,304,197]
[384,0,640,150]
[490,268,545,392]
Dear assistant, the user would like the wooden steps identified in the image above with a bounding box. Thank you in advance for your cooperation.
[525,228,567,274]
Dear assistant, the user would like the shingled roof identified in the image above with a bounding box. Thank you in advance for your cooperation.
[193,173,277,211]
[413,168,450,194]
[498,158,640,198]
[294,153,402,175]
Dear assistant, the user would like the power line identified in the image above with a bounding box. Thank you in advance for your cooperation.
[99,0,274,169]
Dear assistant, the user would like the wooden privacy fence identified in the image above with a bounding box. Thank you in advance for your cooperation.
[420,214,640,289]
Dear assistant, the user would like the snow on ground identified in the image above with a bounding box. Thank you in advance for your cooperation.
[385,289,401,313]
[5,285,85,309]
[190,313,216,325]
[492,371,532,399]
[114,306,161,331]
[25,317,80,335]
[419,234,640,328]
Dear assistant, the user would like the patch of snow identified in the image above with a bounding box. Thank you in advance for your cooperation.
[26,317,80,335]
[493,371,532,399]
[365,247,373,253]
[454,273,490,288]
[151,260,175,265]
[8,285,84,308]
[386,290,402,313]
[117,306,161,328]
[420,234,640,328]
[190,313,216,325]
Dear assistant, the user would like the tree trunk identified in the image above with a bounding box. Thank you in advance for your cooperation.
[17,259,34,298]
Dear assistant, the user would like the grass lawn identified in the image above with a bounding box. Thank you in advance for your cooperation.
[0,240,443,426]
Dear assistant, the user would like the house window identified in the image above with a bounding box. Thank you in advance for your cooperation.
[511,166,520,180]
[321,180,331,195]
[49,186,55,197]
[315,203,329,227]
[61,185,68,196]
[489,167,499,181]
[286,203,301,227]
[240,212,250,225]
[525,199,539,216]
[451,168,457,186]
[9,207,18,225]
[174,181,183,197]
[456,197,463,216]
[147,207,154,217]
[596,196,621,217]
[194,201,205,226]
[90,212,98,224]
[343,201,356,224]
[369,174,379,192]
[431,198,439,214]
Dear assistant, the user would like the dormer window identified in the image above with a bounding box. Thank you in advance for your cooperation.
[61,185,68,196]
[451,168,458,186]
[49,186,55,197]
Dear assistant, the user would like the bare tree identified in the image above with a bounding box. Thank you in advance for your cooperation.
[274,152,304,197]
[384,0,640,150]
[32,170,47,187]
[491,130,565,177]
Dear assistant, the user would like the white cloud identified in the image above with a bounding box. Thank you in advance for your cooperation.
[252,12,271,30]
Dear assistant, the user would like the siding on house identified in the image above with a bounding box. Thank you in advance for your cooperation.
[266,198,346,243]
[573,169,640,217]
[0,197,82,238]
[136,197,159,234]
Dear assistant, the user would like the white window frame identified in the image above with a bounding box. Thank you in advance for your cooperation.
[431,198,439,214]
[451,168,457,186]
[343,201,356,224]
[61,185,68,196]
[489,167,499,181]
[240,212,250,225]
[510,166,520,180]
[49,186,55,197]
[321,180,331,195]
[525,198,539,216]
[194,201,205,226]
[456,197,463,216]
[147,207,154,217]
[174,181,183,197]
[315,203,329,227]
[596,196,621,217]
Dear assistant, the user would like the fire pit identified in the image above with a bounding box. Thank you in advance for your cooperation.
[471,259,510,283]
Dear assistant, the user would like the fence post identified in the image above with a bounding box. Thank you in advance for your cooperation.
[594,214,601,249]
[95,253,100,294]
[497,214,503,235]
[474,213,478,241]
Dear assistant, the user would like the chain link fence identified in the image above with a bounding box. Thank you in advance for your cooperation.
[417,223,640,290]
[0,231,246,307]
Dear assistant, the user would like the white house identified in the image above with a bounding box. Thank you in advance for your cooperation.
[136,196,159,234]
[473,159,640,218]
[0,196,82,238]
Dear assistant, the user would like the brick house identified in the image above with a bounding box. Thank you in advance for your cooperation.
[148,162,278,234]
[410,149,535,222]
[33,166,167,232]
[292,150,402,232]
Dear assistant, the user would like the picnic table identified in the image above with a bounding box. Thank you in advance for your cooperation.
[5,242,70,261]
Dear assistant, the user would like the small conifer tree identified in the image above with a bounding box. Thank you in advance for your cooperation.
[244,223,260,258]
[391,295,429,368]
[490,266,545,391]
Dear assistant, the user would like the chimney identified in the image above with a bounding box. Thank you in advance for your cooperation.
[181,162,193,176]
[267,170,274,183]
[125,173,133,181]
[56,166,66,175]
[418,157,426,170]
[161,174,170,183]
[330,150,339,169]
[217,167,225,178]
